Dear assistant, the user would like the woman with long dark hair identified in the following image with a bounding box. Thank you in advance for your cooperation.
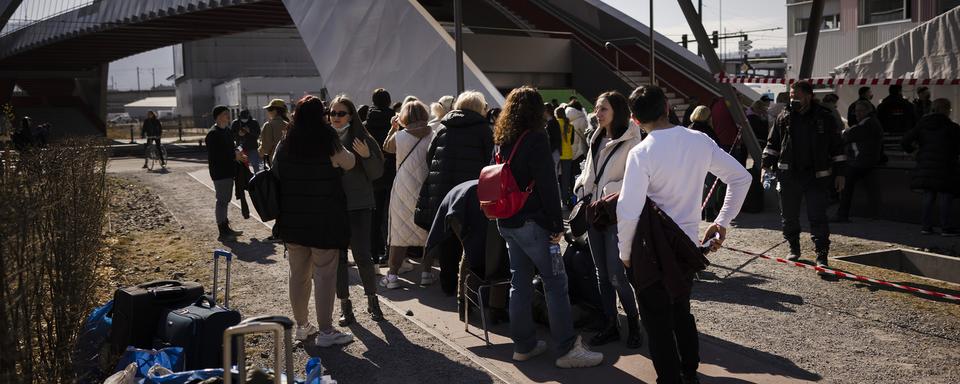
[494,86,603,368]
[328,94,386,326]
[273,95,355,347]
[573,91,643,348]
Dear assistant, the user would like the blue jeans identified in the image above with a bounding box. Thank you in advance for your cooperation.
[498,221,575,355]
[587,225,638,321]
[245,148,262,173]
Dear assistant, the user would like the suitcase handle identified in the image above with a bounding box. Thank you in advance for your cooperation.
[194,295,216,309]
[212,249,233,308]
[223,322,285,384]
[139,280,188,288]
[241,315,293,329]
[240,315,295,379]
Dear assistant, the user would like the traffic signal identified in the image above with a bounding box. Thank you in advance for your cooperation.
[711,31,719,48]
[681,34,688,48]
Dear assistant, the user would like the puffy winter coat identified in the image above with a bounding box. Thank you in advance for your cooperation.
[413,109,493,229]
[901,113,960,193]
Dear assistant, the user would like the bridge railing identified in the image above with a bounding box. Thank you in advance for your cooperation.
[1,0,96,37]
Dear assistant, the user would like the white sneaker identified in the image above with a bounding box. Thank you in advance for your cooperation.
[315,329,354,347]
[398,260,415,274]
[295,324,317,341]
[379,274,400,289]
[512,340,547,362]
[555,335,603,368]
[420,272,435,286]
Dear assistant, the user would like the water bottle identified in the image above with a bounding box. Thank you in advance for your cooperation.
[762,170,777,191]
[549,243,563,275]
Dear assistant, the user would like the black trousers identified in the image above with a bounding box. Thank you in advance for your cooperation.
[371,187,390,260]
[837,166,877,220]
[779,173,831,252]
[635,279,699,384]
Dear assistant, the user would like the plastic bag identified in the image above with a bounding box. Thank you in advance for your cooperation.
[115,346,184,380]
[103,362,137,384]
[303,358,322,384]
[146,364,223,384]
[75,300,114,383]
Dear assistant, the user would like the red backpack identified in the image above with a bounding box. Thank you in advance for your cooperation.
[478,130,535,219]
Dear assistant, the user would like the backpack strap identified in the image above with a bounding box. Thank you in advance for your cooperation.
[503,129,532,165]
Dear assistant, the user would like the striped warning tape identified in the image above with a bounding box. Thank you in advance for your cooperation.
[714,75,960,86]
[721,245,960,303]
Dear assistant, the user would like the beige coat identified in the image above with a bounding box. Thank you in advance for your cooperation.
[575,121,643,200]
[259,117,288,158]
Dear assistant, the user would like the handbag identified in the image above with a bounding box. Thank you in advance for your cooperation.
[568,140,625,236]
[478,130,535,219]
[588,192,620,231]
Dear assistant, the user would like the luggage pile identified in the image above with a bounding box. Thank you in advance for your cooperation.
[75,250,334,384]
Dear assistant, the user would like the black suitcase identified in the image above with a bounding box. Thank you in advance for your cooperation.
[156,249,241,370]
[111,280,204,355]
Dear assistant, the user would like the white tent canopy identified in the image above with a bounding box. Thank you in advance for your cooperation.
[833,6,960,80]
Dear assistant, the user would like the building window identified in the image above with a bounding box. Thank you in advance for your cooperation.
[939,0,960,14]
[860,0,912,25]
[796,14,841,33]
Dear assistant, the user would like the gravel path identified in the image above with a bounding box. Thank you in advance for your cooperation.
[111,167,500,384]
[108,158,960,383]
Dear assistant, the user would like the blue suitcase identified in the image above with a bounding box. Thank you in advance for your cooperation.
[156,250,241,370]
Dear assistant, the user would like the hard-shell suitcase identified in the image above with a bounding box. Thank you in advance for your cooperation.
[223,315,296,384]
[111,280,204,355]
[156,250,241,370]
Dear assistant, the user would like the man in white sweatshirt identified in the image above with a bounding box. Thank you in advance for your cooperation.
[617,85,752,384]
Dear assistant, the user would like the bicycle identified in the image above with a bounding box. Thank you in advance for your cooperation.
[144,136,167,170]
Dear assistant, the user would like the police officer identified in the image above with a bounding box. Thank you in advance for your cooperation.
[762,81,846,270]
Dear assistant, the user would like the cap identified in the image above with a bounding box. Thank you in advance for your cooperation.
[262,98,287,110]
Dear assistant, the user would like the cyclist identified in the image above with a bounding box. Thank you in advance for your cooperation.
[141,111,165,168]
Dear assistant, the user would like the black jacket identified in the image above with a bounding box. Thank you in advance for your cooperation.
[205,125,238,181]
[877,95,916,134]
[495,129,564,234]
[141,118,162,138]
[231,118,261,151]
[273,140,351,249]
[846,97,874,127]
[688,121,718,143]
[425,180,507,279]
[842,115,884,169]
[762,102,847,179]
[630,198,709,299]
[414,109,494,229]
[901,113,960,193]
[546,118,562,154]
[365,107,396,190]
[913,98,932,119]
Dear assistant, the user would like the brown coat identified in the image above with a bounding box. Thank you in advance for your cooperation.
[259,117,288,158]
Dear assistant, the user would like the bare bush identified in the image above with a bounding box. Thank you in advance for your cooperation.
[0,138,110,383]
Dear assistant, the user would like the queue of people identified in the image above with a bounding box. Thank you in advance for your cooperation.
[202,79,955,382]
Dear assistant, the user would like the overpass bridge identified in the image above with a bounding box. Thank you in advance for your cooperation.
[0,0,737,137]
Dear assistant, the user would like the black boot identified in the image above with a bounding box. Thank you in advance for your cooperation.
[367,295,384,322]
[338,299,355,326]
[217,223,236,241]
[589,318,620,346]
[223,220,243,236]
[625,315,643,349]
[787,240,801,261]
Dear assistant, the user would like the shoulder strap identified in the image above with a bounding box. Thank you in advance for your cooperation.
[397,136,426,170]
[593,140,627,187]
[504,130,532,165]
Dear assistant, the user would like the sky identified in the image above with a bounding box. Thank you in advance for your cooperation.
[14,0,786,91]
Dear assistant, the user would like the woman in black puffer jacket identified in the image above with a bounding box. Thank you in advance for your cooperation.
[414,90,494,294]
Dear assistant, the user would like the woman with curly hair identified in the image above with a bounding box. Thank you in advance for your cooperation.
[494,86,603,368]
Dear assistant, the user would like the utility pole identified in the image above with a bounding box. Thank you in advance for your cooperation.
[136,67,141,92]
[453,0,464,95]
[697,0,703,57]
[676,0,763,167]
[151,68,156,89]
[650,0,656,85]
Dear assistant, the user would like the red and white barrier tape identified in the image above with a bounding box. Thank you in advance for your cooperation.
[700,131,742,211]
[721,245,960,302]
[714,75,960,86]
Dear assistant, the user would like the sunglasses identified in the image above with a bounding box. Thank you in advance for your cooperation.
[327,110,350,118]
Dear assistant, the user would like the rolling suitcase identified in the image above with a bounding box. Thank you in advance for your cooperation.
[111,280,204,355]
[222,315,296,384]
[156,249,242,370]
